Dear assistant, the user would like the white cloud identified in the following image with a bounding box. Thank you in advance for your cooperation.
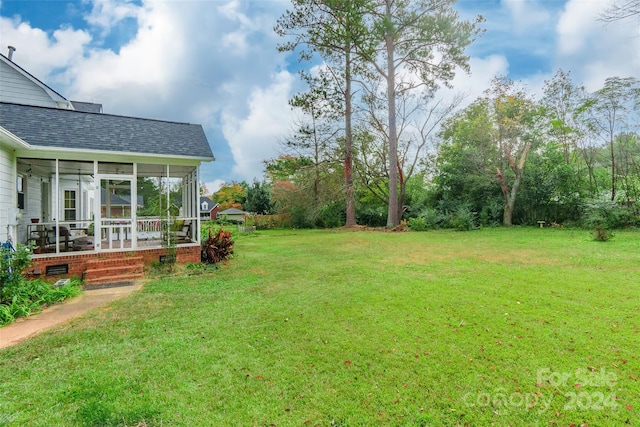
[222,71,296,181]
[85,0,141,34]
[556,0,640,91]
[0,17,90,78]
[503,0,551,34]
[436,54,510,106]
[203,179,225,195]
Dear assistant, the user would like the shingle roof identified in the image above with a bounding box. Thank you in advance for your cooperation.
[219,208,247,215]
[0,102,214,159]
[199,197,218,212]
[70,101,103,113]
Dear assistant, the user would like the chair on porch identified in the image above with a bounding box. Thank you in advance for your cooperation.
[45,226,71,252]
[176,221,192,244]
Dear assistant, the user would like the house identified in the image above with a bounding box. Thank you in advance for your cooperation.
[101,188,144,217]
[218,207,248,223]
[0,48,214,284]
[199,197,219,221]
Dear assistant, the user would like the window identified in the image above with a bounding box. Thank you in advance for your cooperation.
[64,190,77,221]
[17,175,24,209]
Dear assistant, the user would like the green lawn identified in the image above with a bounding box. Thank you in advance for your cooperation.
[1,228,639,426]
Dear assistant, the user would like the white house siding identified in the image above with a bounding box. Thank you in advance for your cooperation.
[0,144,16,242]
[15,172,43,244]
[0,60,59,108]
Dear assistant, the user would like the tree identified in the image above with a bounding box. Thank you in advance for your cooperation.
[244,181,274,215]
[264,155,314,183]
[137,177,160,216]
[287,71,342,212]
[199,182,209,197]
[264,155,344,226]
[361,85,463,219]
[542,69,587,164]
[213,182,247,211]
[357,0,482,226]
[488,77,543,226]
[599,0,640,21]
[433,98,501,222]
[580,77,640,200]
[275,0,373,227]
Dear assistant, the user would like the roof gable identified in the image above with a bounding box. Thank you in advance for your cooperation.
[200,197,218,212]
[0,53,71,109]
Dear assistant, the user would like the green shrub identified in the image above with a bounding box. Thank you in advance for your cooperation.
[290,206,312,229]
[315,202,345,228]
[592,227,613,242]
[582,198,637,230]
[0,278,81,326]
[479,199,503,227]
[1,244,81,326]
[408,208,443,231]
[252,214,287,230]
[446,204,478,231]
[581,198,638,241]
[1,244,33,300]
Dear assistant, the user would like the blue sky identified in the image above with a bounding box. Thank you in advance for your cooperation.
[1,0,638,193]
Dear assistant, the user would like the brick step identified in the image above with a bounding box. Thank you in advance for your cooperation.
[84,263,144,278]
[84,256,145,286]
[84,272,144,286]
[85,256,143,268]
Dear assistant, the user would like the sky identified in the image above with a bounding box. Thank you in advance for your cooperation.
[0,0,638,194]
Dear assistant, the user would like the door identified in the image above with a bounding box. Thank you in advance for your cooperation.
[98,176,135,250]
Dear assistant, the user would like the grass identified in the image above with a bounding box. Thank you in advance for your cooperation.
[0,227,639,426]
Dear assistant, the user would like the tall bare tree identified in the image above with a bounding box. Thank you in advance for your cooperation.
[275,0,373,227]
[359,85,463,218]
[356,0,482,226]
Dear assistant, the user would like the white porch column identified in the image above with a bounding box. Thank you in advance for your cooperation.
[196,166,201,244]
[131,163,137,249]
[93,161,100,251]
[54,159,59,254]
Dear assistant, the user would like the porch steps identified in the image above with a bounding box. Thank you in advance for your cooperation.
[83,256,144,286]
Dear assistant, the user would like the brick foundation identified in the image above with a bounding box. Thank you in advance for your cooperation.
[28,244,201,282]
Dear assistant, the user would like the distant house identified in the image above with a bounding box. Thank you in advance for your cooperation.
[218,207,248,223]
[199,197,219,220]
[101,188,144,217]
[0,48,214,283]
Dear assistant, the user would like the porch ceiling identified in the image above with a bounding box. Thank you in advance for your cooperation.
[17,158,196,177]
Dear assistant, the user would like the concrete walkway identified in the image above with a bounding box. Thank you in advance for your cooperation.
[0,283,142,349]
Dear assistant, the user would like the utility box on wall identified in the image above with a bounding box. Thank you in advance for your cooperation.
[7,207,21,226]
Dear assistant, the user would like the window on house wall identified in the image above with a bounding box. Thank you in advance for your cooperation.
[17,175,25,209]
[64,190,77,221]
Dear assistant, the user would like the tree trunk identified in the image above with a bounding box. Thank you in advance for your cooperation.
[397,161,405,222]
[385,4,399,227]
[503,174,522,226]
[497,141,531,226]
[610,126,616,201]
[344,48,357,227]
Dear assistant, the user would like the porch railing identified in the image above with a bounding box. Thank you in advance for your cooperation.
[27,220,95,254]
[27,216,198,255]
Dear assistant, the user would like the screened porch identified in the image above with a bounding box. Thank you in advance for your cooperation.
[16,158,202,256]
